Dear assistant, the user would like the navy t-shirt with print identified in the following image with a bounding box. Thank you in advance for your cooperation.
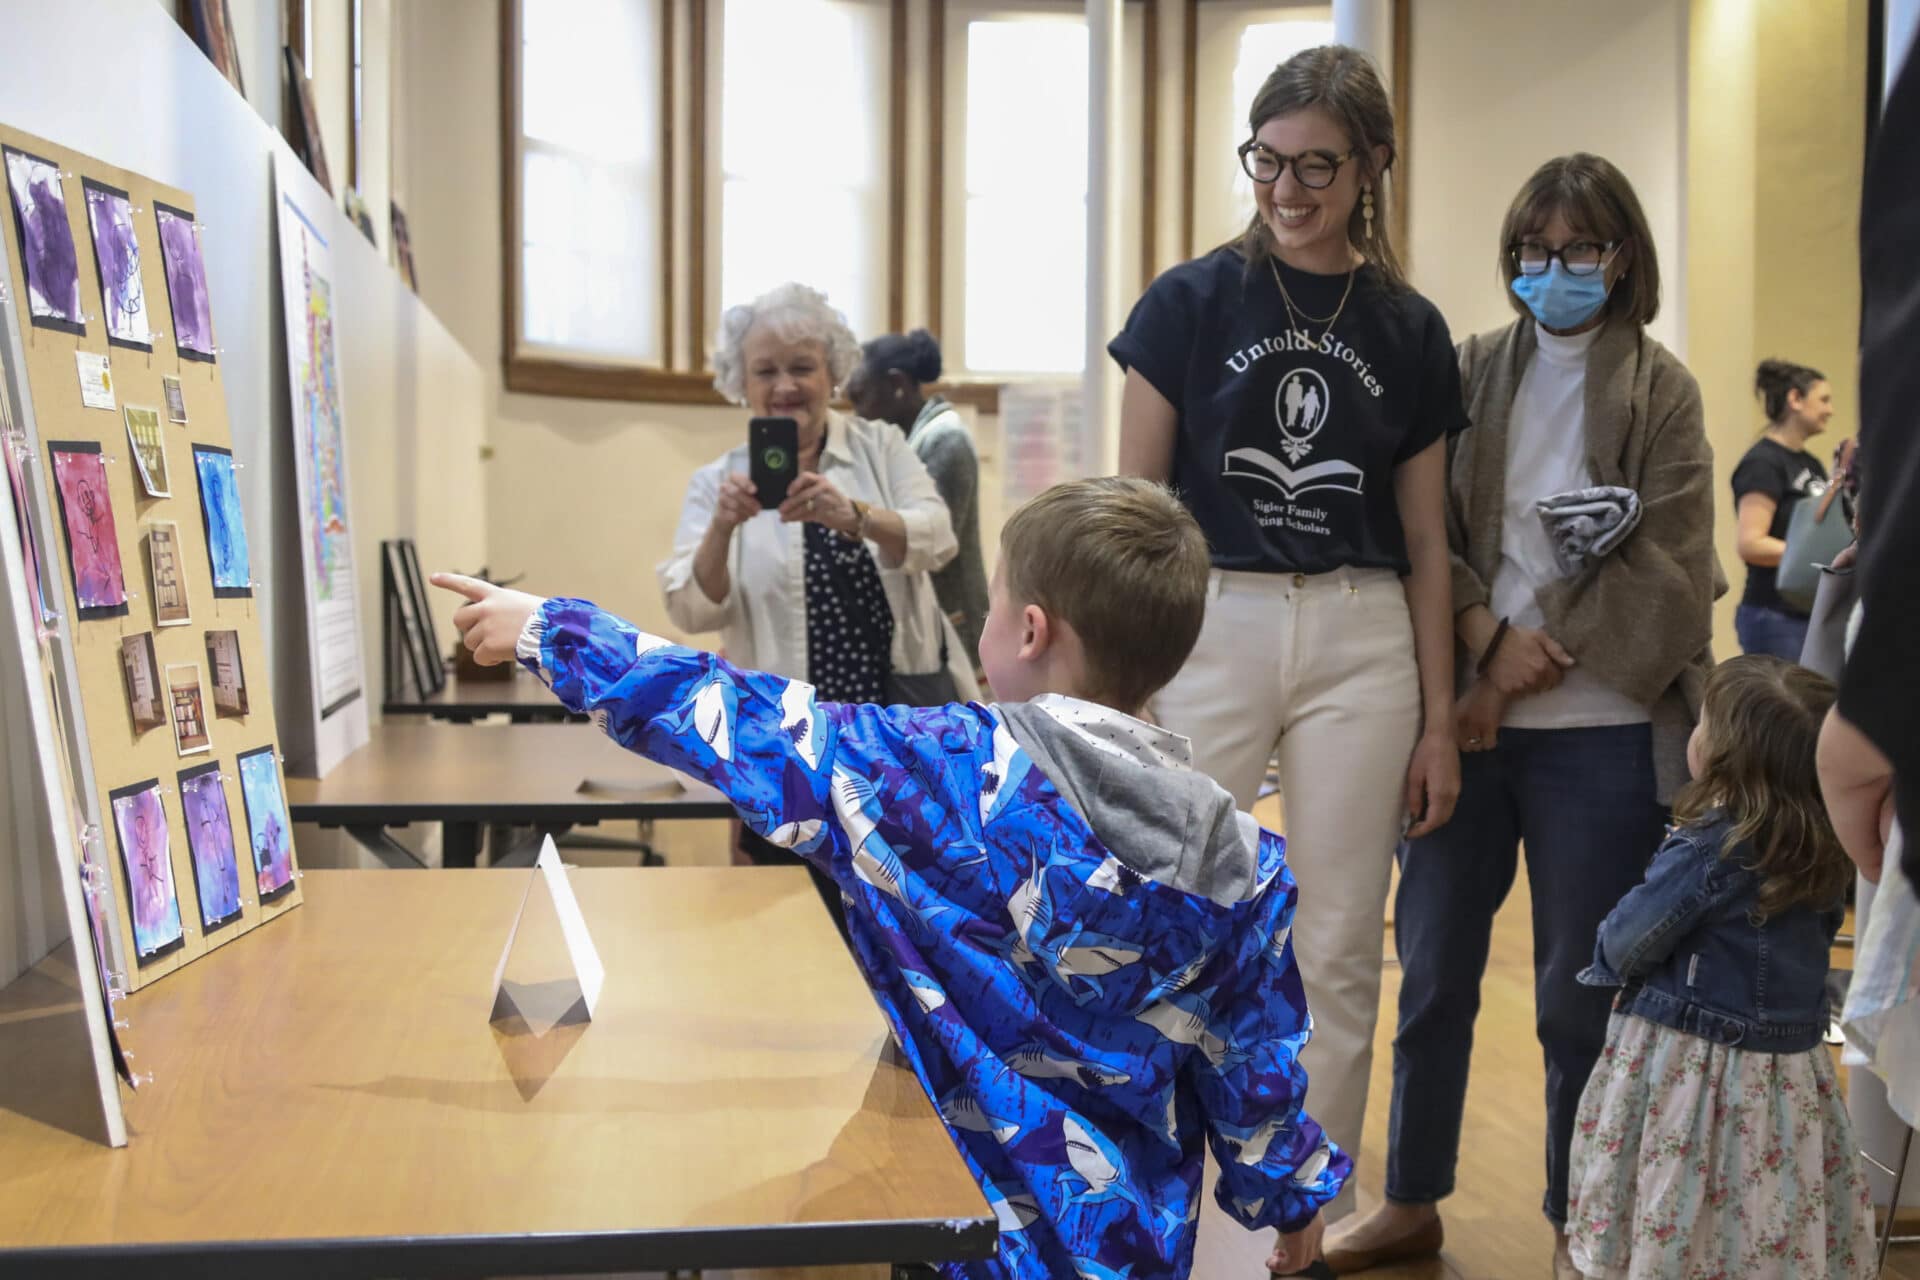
[1109,246,1469,575]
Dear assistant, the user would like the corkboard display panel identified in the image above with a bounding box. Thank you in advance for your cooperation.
[0,123,301,993]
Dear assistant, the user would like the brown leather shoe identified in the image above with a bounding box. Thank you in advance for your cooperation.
[1321,1215,1445,1274]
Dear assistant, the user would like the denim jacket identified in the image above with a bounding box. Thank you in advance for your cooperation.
[1578,813,1843,1053]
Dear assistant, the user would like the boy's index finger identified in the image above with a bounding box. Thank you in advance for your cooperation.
[430,572,491,601]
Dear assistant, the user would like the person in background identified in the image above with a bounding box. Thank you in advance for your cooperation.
[1111,46,1465,1230]
[658,282,966,931]
[846,329,990,682]
[435,478,1347,1279]
[1567,656,1873,1279]
[1732,358,1834,660]
[1337,154,1719,1278]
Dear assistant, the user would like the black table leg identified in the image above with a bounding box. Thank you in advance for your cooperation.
[443,821,482,867]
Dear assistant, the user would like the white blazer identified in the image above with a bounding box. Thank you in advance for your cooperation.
[658,411,977,697]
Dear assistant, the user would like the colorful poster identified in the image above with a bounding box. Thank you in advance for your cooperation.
[107,779,184,963]
[2,145,84,334]
[237,744,294,901]
[155,202,215,361]
[178,761,242,932]
[47,440,129,619]
[81,178,153,351]
[275,156,367,773]
[191,444,250,597]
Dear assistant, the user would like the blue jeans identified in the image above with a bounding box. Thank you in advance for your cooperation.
[1386,724,1667,1226]
[1736,602,1809,661]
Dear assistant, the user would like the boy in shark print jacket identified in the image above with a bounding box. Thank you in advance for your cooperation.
[434,478,1347,1279]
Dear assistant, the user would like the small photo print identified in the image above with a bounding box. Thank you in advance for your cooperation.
[237,744,295,901]
[124,404,170,498]
[120,632,165,732]
[76,350,116,410]
[107,778,185,964]
[147,519,190,626]
[178,760,243,932]
[166,662,211,756]
[205,628,248,716]
[161,374,188,424]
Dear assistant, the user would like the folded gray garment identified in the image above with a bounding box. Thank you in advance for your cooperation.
[1536,486,1643,576]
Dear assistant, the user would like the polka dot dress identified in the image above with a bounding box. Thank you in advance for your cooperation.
[802,521,894,704]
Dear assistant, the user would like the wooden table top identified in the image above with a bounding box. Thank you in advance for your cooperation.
[383,670,582,722]
[0,869,993,1276]
[286,722,734,825]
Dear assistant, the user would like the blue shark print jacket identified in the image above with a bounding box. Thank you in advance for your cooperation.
[521,598,1348,1279]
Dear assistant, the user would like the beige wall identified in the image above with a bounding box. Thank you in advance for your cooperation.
[1407,0,1689,353]
[1688,0,1867,657]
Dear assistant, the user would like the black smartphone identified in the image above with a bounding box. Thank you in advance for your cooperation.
[749,416,799,509]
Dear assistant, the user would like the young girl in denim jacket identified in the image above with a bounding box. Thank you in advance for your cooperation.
[1566,655,1874,1279]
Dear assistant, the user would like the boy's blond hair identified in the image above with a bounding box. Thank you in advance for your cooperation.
[1000,477,1211,712]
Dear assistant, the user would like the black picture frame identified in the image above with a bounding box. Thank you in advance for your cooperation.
[382,540,435,702]
[398,540,446,695]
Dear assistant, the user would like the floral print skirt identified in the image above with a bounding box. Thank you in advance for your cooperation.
[1566,1013,1875,1279]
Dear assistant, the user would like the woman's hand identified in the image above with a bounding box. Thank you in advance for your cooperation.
[1456,679,1506,752]
[1267,1212,1325,1275]
[1484,624,1575,697]
[710,473,762,536]
[432,573,546,666]
[781,471,859,534]
[1405,729,1461,839]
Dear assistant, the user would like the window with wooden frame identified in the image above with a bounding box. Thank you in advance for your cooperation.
[933,0,1150,381]
[502,0,721,402]
[503,0,909,405]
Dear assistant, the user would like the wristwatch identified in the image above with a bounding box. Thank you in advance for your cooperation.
[849,499,872,541]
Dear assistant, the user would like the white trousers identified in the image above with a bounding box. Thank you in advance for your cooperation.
[1156,567,1422,1225]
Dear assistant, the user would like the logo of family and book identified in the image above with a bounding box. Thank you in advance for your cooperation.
[1222,365,1365,500]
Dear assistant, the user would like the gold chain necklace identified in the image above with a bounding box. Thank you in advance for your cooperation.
[1270,255,1356,345]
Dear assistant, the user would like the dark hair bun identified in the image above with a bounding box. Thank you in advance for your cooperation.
[1753,358,1824,422]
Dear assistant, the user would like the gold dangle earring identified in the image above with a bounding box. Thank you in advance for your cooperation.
[1362,185,1376,240]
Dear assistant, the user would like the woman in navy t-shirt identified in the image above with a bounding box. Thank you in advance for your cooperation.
[1111,44,1466,1228]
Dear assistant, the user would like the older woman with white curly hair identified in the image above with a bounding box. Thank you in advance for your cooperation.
[659,284,967,918]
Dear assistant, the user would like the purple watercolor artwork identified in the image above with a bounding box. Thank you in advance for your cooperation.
[82,179,153,350]
[238,744,294,901]
[179,762,243,931]
[48,441,130,619]
[155,202,215,361]
[3,146,84,335]
[108,779,184,963]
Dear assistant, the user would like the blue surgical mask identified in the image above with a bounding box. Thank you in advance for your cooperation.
[1509,260,1612,331]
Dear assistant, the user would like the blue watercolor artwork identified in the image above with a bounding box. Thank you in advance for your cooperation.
[191,444,251,598]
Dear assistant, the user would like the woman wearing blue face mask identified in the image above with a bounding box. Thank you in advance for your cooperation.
[1326,154,1720,1278]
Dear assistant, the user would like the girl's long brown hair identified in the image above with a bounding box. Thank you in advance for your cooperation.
[1672,655,1849,920]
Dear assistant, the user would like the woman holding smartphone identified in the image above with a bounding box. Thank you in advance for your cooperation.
[660,282,965,917]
